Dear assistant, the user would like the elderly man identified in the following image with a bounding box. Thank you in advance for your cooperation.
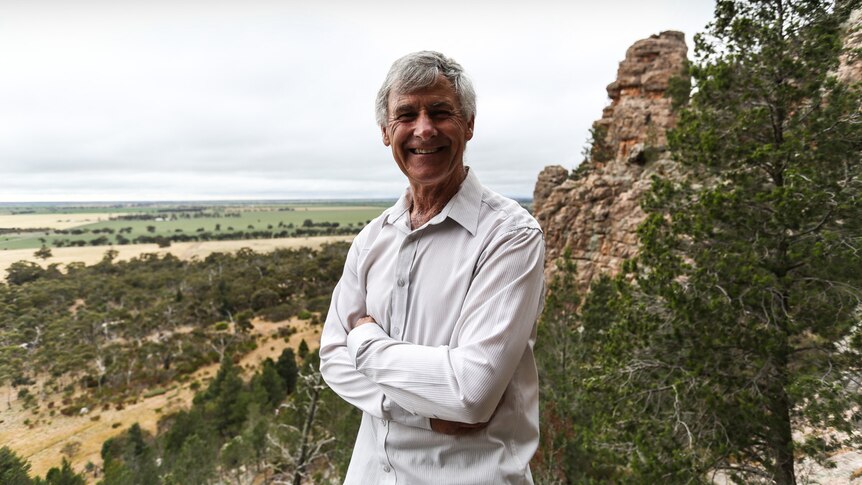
[319,51,545,484]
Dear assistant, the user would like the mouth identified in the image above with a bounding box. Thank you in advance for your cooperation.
[409,147,443,155]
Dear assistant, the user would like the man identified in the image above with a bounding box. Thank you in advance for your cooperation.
[319,51,545,484]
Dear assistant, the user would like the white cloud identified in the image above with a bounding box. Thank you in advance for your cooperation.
[0,0,715,201]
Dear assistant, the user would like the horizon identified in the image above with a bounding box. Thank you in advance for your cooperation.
[0,1,716,202]
[0,196,533,207]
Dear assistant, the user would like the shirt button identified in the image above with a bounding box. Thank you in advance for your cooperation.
[383,465,391,473]
[397,278,405,287]
[393,327,401,336]
[381,419,387,426]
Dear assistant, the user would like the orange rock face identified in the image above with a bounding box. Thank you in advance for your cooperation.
[533,31,688,292]
[534,10,862,294]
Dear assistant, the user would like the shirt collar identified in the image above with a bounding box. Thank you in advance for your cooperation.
[382,167,482,236]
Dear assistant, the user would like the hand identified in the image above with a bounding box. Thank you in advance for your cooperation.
[429,396,504,435]
[351,315,377,331]
[430,417,490,435]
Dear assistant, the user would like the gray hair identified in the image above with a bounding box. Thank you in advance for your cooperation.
[375,51,476,127]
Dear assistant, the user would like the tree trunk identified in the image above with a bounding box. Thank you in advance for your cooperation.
[292,371,322,485]
[773,392,796,484]
[771,328,796,485]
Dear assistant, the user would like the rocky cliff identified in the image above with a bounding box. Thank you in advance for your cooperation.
[535,10,862,293]
[533,31,688,291]
[838,7,862,83]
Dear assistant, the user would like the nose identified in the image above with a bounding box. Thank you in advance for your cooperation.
[413,111,437,140]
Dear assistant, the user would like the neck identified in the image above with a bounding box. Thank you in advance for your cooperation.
[409,166,467,229]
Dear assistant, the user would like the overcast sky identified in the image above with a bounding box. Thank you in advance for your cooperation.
[0,0,716,202]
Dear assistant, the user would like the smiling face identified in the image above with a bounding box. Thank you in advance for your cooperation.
[381,76,474,191]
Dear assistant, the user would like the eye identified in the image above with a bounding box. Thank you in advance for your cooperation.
[396,112,417,121]
[431,110,452,119]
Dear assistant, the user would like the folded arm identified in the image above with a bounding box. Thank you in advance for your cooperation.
[347,227,544,424]
[319,241,431,429]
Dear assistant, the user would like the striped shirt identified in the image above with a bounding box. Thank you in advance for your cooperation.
[320,169,545,484]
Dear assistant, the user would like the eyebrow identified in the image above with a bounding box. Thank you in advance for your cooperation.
[392,100,457,117]
[392,104,417,116]
[428,101,455,110]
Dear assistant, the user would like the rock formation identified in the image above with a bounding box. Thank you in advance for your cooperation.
[838,7,862,84]
[535,11,861,294]
[533,31,688,291]
[532,166,569,210]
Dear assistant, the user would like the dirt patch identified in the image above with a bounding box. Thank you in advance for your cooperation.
[68,299,86,315]
[0,235,354,279]
[0,317,322,481]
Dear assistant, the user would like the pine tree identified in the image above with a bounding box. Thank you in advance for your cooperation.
[546,1,862,483]
[0,446,33,485]
[275,348,298,395]
[253,358,287,408]
[42,458,86,485]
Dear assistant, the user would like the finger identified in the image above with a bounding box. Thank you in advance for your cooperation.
[351,315,377,329]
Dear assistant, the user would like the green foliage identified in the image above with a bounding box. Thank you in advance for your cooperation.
[6,261,46,286]
[275,347,298,395]
[0,243,349,401]
[99,423,159,485]
[162,434,217,485]
[0,446,34,485]
[0,447,87,485]
[297,339,310,360]
[198,356,250,437]
[252,358,287,408]
[161,407,214,459]
[666,62,692,111]
[581,123,614,165]
[42,459,86,485]
[537,1,862,483]
[1,242,356,482]
[33,246,52,260]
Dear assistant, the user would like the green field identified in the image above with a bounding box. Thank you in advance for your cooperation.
[0,203,389,250]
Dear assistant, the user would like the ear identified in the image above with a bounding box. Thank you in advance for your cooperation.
[465,116,475,141]
[381,124,390,146]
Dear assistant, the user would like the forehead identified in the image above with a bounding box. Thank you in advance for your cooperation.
[388,77,459,111]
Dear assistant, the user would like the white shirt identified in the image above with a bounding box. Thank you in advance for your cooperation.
[320,169,545,484]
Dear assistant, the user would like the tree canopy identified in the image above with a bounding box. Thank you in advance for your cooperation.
[536,1,862,483]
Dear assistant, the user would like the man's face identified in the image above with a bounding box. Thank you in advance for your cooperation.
[381,76,474,189]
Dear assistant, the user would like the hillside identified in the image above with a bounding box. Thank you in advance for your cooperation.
[0,239,358,482]
[1,317,319,479]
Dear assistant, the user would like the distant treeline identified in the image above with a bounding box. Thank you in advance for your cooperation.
[44,220,363,248]
[111,212,243,221]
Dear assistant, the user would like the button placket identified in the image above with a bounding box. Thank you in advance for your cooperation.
[390,233,419,340]
[378,232,420,484]
[378,415,393,478]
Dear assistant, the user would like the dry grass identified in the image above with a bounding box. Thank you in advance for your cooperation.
[0,317,322,481]
[0,233,343,480]
[0,235,353,279]
[0,213,123,230]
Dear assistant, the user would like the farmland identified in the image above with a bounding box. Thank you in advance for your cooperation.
[0,202,388,251]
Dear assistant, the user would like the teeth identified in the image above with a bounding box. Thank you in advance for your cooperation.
[414,148,439,154]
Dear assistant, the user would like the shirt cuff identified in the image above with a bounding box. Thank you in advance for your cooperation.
[346,321,388,363]
[386,398,433,430]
